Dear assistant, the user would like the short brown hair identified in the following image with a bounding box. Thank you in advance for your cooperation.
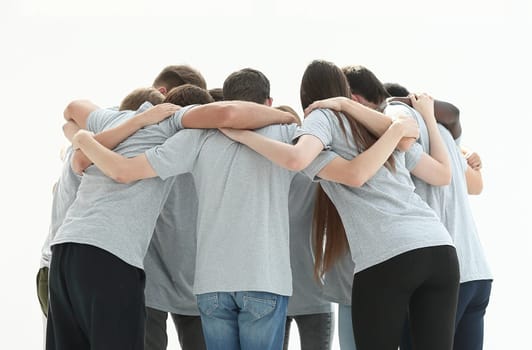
[119,87,165,111]
[222,68,270,104]
[164,84,214,106]
[153,65,207,91]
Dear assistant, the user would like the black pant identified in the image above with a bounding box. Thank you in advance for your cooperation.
[145,307,206,350]
[282,312,333,350]
[352,245,460,350]
[46,243,146,350]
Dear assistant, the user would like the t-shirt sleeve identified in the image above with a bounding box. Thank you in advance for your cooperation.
[86,109,121,133]
[404,142,424,171]
[144,129,205,180]
[301,150,338,182]
[292,109,333,149]
[169,105,199,131]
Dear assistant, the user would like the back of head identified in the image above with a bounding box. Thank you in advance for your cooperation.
[300,60,352,111]
[119,87,165,111]
[164,84,214,106]
[153,65,207,92]
[342,65,390,105]
[222,68,271,104]
[383,82,410,97]
[208,88,224,102]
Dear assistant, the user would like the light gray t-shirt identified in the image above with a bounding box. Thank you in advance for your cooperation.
[51,103,193,269]
[144,173,200,315]
[145,124,299,296]
[394,103,492,283]
[294,109,453,274]
[40,147,82,268]
[286,174,332,316]
[322,250,355,306]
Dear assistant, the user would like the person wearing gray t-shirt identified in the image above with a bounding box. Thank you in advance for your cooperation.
[390,101,493,350]
[217,60,459,350]
[71,101,298,350]
[47,101,187,350]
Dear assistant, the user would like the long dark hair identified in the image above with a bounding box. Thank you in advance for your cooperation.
[300,60,394,280]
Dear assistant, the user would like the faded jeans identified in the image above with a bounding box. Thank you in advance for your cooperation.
[197,291,288,350]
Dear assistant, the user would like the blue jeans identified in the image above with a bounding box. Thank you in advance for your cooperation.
[338,304,356,350]
[283,312,334,350]
[197,291,288,350]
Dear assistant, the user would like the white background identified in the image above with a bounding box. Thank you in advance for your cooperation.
[1,1,531,349]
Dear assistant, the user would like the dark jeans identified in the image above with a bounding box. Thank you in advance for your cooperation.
[283,312,333,350]
[145,307,206,350]
[401,279,492,350]
[352,246,460,350]
[46,243,146,350]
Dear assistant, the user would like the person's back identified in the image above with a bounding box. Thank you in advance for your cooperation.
[169,125,297,295]
[391,101,493,350]
[143,120,297,350]
[53,102,188,269]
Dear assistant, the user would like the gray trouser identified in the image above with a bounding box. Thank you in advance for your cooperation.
[283,312,334,350]
[145,307,206,350]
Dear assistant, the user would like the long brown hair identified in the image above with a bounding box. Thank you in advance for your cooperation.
[300,60,394,280]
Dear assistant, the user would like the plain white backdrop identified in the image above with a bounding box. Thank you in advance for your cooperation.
[1,1,531,349]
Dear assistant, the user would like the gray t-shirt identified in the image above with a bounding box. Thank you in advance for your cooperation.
[51,103,193,269]
[145,124,299,296]
[294,109,453,274]
[393,103,492,283]
[40,147,82,268]
[144,173,200,315]
[322,249,355,306]
[286,174,332,316]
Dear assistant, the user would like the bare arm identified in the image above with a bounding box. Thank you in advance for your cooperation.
[219,129,324,171]
[182,101,297,129]
[304,97,414,151]
[63,121,81,142]
[220,116,418,186]
[72,130,157,183]
[461,148,483,194]
[465,165,483,195]
[64,100,100,129]
[304,97,391,137]
[71,103,180,174]
[317,118,418,187]
[387,96,461,139]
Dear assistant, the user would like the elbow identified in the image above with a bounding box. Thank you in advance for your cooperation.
[109,164,136,184]
[108,169,136,184]
[64,100,81,121]
[111,171,134,184]
[346,172,369,188]
[285,157,307,172]
[217,104,240,128]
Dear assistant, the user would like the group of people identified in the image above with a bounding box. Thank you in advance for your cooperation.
[37,60,492,350]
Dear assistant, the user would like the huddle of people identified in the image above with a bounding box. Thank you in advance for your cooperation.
[37,60,492,350]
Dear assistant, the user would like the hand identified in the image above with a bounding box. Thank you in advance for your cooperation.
[71,129,94,150]
[397,137,416,152]
[465,151,482,170]
[137,103,181,127]
[391,115,419,139]
[409,93,435,122]
[304,97,349,116]
[219,128,247,142]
